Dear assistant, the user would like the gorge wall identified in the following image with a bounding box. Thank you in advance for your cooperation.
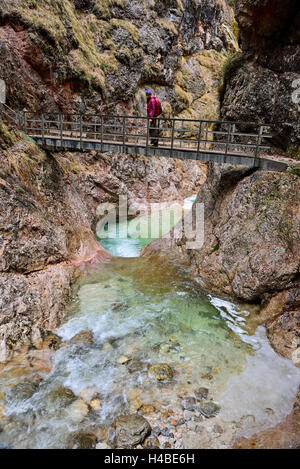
[220,0,300,154]
[0,0,237,121]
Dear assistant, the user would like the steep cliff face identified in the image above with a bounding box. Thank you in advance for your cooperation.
[0,0,236,121]
[220,0,300,154]
[0,123,205,362]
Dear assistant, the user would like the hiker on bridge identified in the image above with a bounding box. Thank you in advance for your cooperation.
[146,90,162,147]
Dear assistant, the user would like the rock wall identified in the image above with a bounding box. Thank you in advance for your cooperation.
[0,0,237,121]
[0,123,205,361]
[220,0,300,154]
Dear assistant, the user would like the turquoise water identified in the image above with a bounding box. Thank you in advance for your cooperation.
[98,195,197,257]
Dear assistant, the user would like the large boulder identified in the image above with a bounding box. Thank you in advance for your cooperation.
[112,414,151,448]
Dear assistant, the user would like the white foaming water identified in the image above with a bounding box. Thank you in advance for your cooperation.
[183,194,197,211]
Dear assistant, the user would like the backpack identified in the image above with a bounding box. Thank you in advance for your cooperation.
[155,98,163,117]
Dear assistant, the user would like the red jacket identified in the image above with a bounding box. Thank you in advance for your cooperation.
[147,96,157,118]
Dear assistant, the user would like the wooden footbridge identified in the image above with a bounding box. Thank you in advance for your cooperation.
[0,105,289,171]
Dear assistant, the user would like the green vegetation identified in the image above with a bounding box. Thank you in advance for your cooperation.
[0,121,15,149]
[156,18,178,36]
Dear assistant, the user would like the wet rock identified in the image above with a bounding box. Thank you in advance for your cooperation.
[111,302,128,313]
[7,379,40,402]
[67,430,97,449]
[213,424,223,434]
[50,386,76,404]
[195,388,209,400]
[70,331,94,346]
[130,399,142,412]
[181,396,197,411]
[152,426,161,437]
[183,410,194,421]
[148,364,174,381]
[143,436,160,449]
[177,418,185,426]
[79,386,100,404]
[199,402,220,418]
[161,427,170,437]
[140,405,156,415]
[0,402,5,419]
[201,372,213,381]
[90,398,102,412]
[117,356,130,365]
[67,399,89,423]
[112,414,151,449]
[96,442,111,449]
[127,361,148,374]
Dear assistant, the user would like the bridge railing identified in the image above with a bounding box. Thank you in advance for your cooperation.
[0,103,23,129]
[23,112,273,158]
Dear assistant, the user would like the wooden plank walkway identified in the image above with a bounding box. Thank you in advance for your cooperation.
[30,134,288,172]
[0,106,289,171]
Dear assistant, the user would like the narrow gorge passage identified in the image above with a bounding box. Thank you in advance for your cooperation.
[0,197,299,449]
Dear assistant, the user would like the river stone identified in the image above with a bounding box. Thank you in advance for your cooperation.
[90,398,102,412]
[112,414,151,448]
[96,442,111,449]
[195,388,209,400]
[181,396,197,411]
[70,331,94,345]
[7,380,40,402]
[117,356,130,365]
[68,399,89,423]
[148,364,174,381]
[199,402,220,418]
[50,386,76,403]
[67,431,97,449]
[140,405,156,415]
[127,361,148,374]
[142,436,160,449]
[79,386,100,404]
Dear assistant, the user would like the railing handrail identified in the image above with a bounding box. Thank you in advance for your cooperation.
[22,111,277,128]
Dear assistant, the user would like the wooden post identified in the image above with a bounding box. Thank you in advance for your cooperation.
[101,116,104,152]
[255,125,264,158]
[205,122,209,149]
[41,113,45,144]
[122,116,126,153]
[146,118,150,156]
[171,119,175,157]
[224,123,231,156]
[80,114,83,150]
[94,116,97,140]
[231,124,236,143]
[24,112,27,134]
[180,120,184,148]
[197,121,203,159]
[59,113,63,148]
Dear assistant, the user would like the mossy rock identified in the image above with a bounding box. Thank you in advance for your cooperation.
[70,330,94,345]
[50,386,76,403]
[67,430,97,449]
[148,363,174,381]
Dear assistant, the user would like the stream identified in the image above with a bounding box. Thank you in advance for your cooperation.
[0,196,299,449]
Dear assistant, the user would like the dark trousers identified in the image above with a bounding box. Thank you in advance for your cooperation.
[149,119,159,146]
